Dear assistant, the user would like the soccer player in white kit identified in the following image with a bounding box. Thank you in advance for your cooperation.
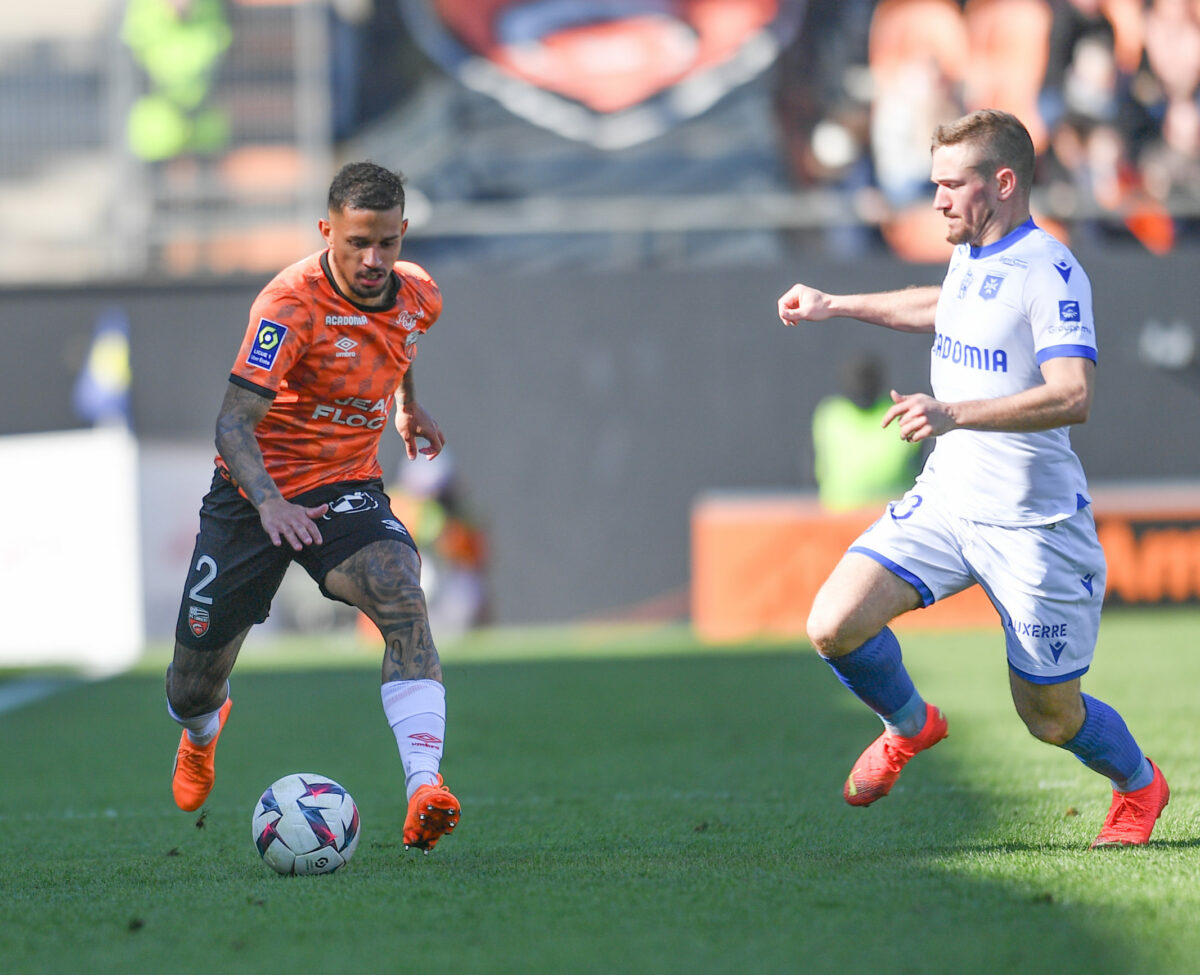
[776,109,1169,848]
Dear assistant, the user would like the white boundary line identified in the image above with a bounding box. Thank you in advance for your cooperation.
[0,677,80,715]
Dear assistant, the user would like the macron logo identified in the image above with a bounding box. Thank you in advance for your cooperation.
[1053,260,1072,283]
[1081,573,1095,596]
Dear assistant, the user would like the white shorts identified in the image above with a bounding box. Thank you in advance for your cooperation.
[850,489,1107,684]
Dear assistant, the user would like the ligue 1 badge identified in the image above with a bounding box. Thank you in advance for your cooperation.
[247,318,288,371]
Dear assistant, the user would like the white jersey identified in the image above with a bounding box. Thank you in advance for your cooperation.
[918,218,1097,526]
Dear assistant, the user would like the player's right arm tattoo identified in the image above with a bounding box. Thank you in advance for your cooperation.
[214,381,282,508]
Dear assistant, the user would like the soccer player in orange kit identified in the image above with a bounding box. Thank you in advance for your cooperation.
[166,161,459,853]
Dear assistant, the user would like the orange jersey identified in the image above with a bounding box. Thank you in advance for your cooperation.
[221,250,442,497]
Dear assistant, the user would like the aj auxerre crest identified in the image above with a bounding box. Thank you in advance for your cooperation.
[397,0,806,149]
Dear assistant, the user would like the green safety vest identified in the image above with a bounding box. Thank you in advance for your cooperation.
[811,395,921,512]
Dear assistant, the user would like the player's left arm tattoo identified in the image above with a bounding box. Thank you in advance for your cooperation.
[397,367,416,408]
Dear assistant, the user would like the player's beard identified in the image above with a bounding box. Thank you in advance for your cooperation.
[944,222,969,245]
[352,272,389,301]
[944,203,996,246]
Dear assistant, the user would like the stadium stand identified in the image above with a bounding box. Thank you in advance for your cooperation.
[962,0,1053,151]
[0,0,1196,285]
[864,0,967,260]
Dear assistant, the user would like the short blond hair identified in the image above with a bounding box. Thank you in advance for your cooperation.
[932,110,1035,196]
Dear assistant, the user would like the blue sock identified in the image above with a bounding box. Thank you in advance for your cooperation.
[824,628,926,736]
[882,689,928,738]
[1061,694,1152,792]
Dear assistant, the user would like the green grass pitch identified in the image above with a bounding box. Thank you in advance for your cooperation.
[2,608,1198,975]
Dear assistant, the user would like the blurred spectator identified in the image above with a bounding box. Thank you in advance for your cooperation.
[122,0,232,163]
[385,449,490,639]
[861,0,968,260]
[330,0,425,140]
[867,0,967,209]
[1142,0,1200,111]
[330,0,373,141]
[1139,98,1200,228]
[72,307,133,429]
[1124,0,1200,241]
[962,0,1053,152]
[1040,0,1120,131]
[1039,1,1158,160]
[1103,0,1147,76]
[1039,111,1175,251]
[811,353,921,512]
[772,0,882,256]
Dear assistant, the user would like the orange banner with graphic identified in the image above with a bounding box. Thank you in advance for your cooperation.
[398,0,805,145]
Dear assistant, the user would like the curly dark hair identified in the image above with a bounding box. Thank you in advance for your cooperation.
[327,161,406,213]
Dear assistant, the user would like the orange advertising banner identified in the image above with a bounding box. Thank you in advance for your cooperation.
[691,485,1200,642]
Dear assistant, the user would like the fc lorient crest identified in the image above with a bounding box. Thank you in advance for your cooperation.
[397,0,806,149]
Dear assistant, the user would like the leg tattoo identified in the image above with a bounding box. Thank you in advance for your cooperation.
[326,542,443,683]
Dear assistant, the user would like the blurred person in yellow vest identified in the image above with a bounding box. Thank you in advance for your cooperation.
[811,352,921,511]
[368,448,490,640]
[122,0,232,162]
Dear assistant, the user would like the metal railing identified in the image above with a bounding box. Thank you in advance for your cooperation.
[0,0,331,285]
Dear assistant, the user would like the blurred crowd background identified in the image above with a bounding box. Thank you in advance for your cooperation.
[4,0,1199,288]
[4,0,1200,650]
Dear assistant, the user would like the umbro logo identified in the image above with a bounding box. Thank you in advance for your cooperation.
[408,732,443,750]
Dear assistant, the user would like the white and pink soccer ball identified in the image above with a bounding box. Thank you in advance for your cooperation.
[251,773,360,875]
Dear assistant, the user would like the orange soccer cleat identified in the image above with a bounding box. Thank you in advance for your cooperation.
[1091,759,1170,848]
[843,702,948,807]
[403,775,461,853]
[171,697,233,812]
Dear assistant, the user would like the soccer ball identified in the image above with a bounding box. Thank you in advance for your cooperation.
[251,773,360,875]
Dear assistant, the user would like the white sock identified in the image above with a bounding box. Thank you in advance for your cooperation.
[381,679,446,799]
[169,704,219,744]
[167,682,229,745]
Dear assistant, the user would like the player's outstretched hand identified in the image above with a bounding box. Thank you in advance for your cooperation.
[258,497,328,551]
[396,401,446,460]
[777,283,834,325]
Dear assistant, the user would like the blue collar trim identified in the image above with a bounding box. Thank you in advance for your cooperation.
[968,217,1037,259]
